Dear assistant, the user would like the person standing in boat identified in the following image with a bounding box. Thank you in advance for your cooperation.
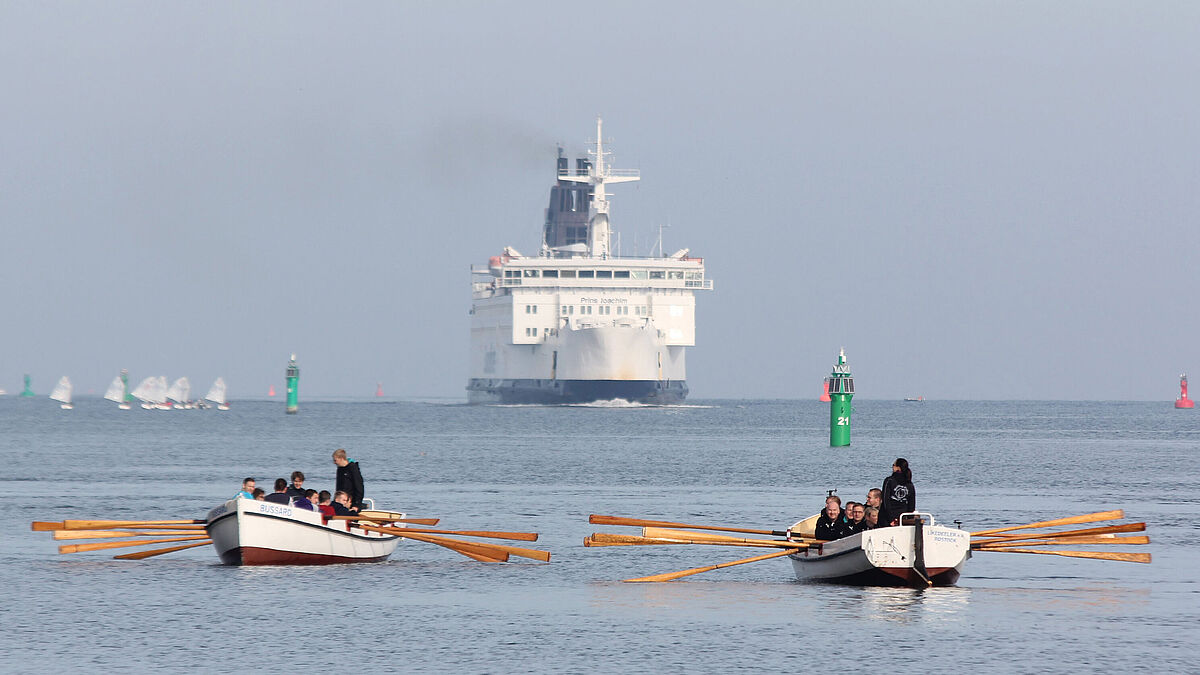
[878,458,916,527]
[332,448,364,512]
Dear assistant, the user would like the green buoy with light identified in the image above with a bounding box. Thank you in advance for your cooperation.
[286,354,299,414]
[19,374,35,397]
[829,348,854,447]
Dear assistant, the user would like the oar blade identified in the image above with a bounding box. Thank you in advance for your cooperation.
[31,521,65,531]
[114,540,213,560]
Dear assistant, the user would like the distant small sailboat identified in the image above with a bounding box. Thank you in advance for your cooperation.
[904,396,925,402]
[133,376,170,409]
[167,377,192,409]
[104,375,131,409]
[206,377,230,411]
[50,376,73,410]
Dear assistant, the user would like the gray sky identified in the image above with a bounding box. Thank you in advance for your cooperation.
[2,2,1198,400]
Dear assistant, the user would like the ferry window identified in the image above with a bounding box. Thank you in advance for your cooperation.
[525,305,531,314]
[596,270,613,279]
[560,270,577,278]
[685,272,702,280]
[649,271,665,280]
[523,269,540,278]
[533,305,538,314]
[631,270,648,279]
[668,271,684,280]
[505,270,518,278]
[614,270,630,279]
[543,270,559,278]
[579,270,595,278]
[561,306,568,315]
[569,306,574,314]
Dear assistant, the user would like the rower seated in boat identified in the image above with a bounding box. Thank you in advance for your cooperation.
[814,495,853,540]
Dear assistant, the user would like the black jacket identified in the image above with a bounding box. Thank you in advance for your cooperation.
[879,474,916,526]
[815,511,852,540]
[286,485,306,499]
[264,492,291,505]
[336,460,365,508]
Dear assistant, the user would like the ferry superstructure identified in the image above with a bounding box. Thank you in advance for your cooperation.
[467,119,712,404]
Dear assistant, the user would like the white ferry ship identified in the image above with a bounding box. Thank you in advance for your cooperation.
[467,119,713,404]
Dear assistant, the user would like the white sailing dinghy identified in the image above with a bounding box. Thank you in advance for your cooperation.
[132,376,169,409]
[167,377,192,409]
[50,376,73,410]
[103,375,130,410]
[205,377,229,410]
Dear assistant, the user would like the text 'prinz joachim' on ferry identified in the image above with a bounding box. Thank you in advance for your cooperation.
[467,119,713,404]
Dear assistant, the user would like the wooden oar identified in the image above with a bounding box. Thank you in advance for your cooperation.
[624,548,797,583]
[971,522,1146,546]
[368,526,538,542]
[59,535,211,555]
[975,535,1150,548]
[358,525,551,562]
[642,527,818,546]
[390,530,509,562]
[50,519,206,531]
[969,510,1124,537]
[114,540,213,560]
[972,548,1150,563]
[585,534,689,547]
[587,533,803,549]
[590,514,786,537]
[53,530,205,540]
[33,521,207,532]
[330,515,440,526]
[384,530,509,562]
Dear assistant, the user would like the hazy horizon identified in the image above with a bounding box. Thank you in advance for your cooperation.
[3,3,1198,401]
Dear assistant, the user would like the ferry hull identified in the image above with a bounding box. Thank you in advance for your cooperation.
[467,378,687,404]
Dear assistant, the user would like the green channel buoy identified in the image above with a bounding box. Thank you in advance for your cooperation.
[829,349,854,447]
[285,354,299,414]
[19,374,35,397]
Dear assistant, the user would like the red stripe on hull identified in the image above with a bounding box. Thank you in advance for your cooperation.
[219,546,392,566]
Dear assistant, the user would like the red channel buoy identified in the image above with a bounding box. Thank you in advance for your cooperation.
[1176,374,1194,409]
[819,377,831,402]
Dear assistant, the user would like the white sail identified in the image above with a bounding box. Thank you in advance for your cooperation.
[104,376,125,403]
[153,376,169,404]
[131,376,156,403]
[50,376,72,404]
[205,377,227,405]
[167,377,191,404]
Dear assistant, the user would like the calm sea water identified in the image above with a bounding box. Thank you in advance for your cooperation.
[2,398,1196,673]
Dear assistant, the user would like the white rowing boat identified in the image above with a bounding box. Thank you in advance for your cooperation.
[787,512,970,587]
[205,498,404,565]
